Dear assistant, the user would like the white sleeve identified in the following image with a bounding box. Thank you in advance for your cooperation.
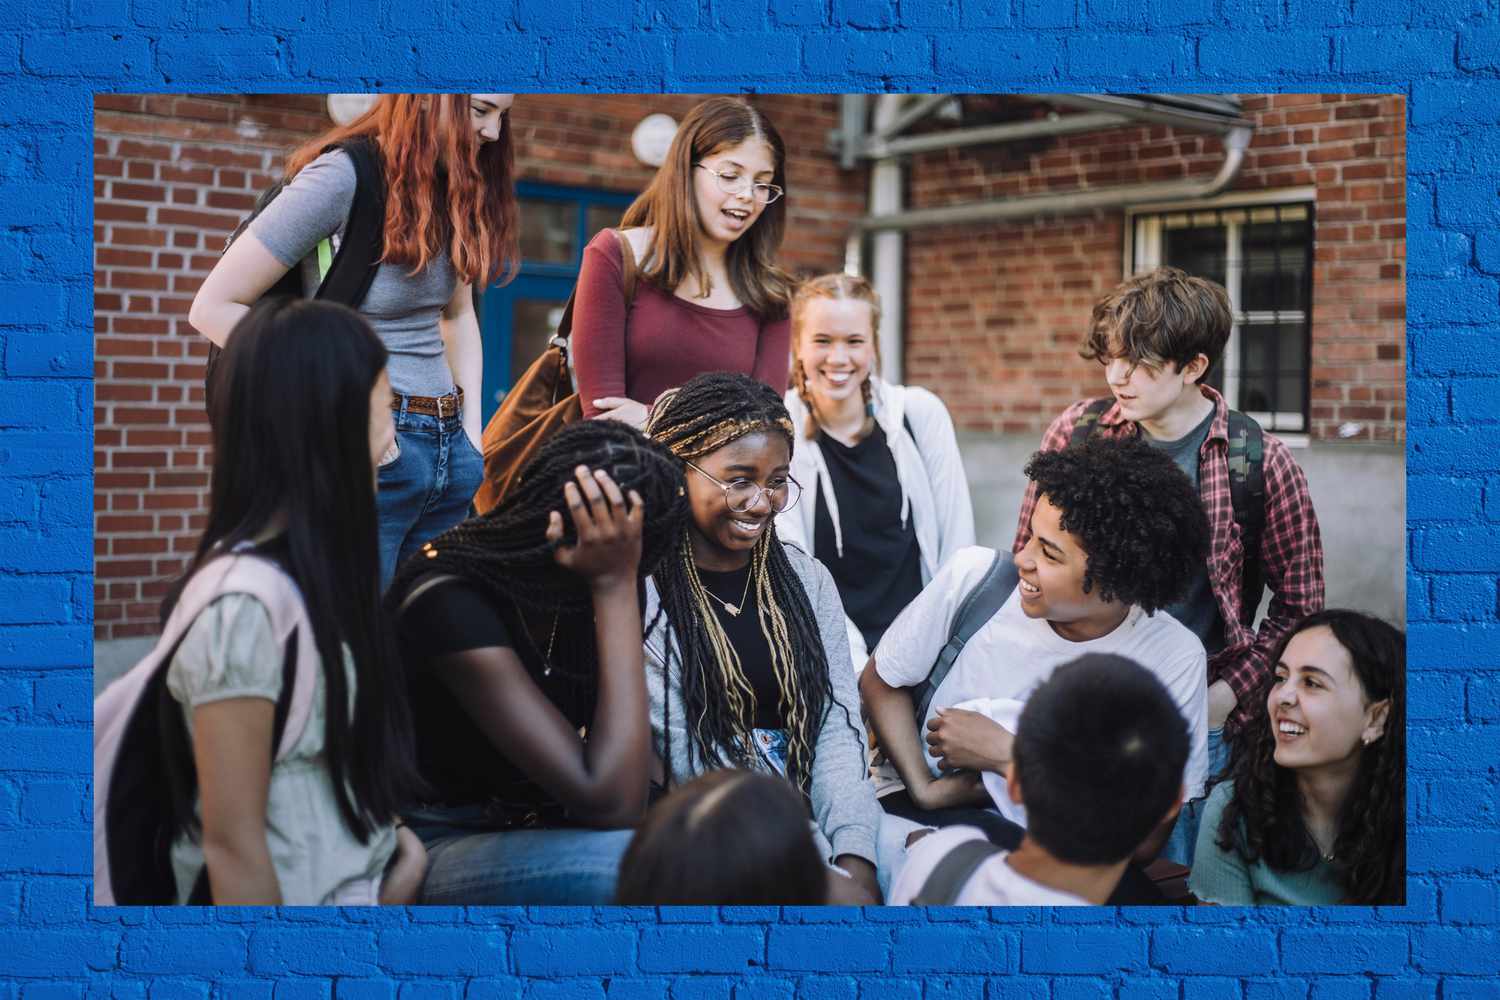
[1155,629,1210,800]
[908,388,976,562]
[871,546,995,689]
[887,825,991,905]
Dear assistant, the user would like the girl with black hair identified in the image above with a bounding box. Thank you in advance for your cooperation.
[1190,609,1404,905]
[617,769,829,906]
[388,420,689,904]
[643,372,885,904]
[159,298,426,904]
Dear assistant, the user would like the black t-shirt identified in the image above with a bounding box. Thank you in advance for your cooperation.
[396,573,596,818]
[696,563,783,730]
[812,423,925,651]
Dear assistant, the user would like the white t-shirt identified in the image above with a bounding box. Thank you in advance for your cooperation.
[889,825,1089,906]
[870,546,1208,801]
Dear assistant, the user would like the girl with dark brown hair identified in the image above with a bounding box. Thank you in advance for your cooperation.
[190,94,521,588]
[572,97,795,430]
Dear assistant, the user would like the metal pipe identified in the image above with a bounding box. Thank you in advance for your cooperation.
[868,94,907,385]
[870,94,954,141]
[852,126,1253,234]
[861,111,1133,159]
[1036,93,1253,134]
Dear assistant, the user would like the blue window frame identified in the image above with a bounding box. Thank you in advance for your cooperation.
[478,181,637,425]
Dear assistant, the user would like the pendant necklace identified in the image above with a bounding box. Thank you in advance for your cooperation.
[703,567,753,618]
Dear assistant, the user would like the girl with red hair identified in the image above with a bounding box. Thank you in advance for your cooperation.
[191,94,520,588]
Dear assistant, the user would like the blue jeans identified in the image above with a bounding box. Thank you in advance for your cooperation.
[411,813,635,905]
[1161,725,1229,867]
[376,401,485,592]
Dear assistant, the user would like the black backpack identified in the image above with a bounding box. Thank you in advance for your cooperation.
[1070,397,1267,626]
[203,137,387,425]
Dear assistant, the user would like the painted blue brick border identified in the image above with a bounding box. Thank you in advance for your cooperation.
[2,0,1494,993]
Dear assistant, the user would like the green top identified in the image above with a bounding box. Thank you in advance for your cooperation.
[1189,780,1345,906]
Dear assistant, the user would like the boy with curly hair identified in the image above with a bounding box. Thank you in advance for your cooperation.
[862,436,1210,870]
[1014,267,1325,863]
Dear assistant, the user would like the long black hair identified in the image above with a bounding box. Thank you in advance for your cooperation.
[1217,609,1406,904]
[385,419,689,684]
[645,371,858,796]
[163,297,420,843]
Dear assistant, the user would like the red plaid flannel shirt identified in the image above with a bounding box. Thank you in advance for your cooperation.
[1012,386,1325,729]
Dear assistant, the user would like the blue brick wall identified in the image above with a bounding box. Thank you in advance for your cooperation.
[0,0,1493,993]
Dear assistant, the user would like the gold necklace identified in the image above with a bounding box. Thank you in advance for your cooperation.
[702,566,753,617]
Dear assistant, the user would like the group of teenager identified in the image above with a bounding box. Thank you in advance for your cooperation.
[101,93,1404,909]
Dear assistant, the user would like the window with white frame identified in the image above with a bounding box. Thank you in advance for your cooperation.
[1129,198,1314,435]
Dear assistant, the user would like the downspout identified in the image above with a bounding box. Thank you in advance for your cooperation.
[868,95,907,384]
[853,125,1253,234]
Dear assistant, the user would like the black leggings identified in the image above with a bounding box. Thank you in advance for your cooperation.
[879,788,1168,905]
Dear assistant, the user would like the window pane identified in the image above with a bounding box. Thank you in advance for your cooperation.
[1237,322,1306,421]
[518,200,578,264]
[1241,217,1310,313]
[511,298,569,385]
[1161,223,1226,287]
[586,202,624,242]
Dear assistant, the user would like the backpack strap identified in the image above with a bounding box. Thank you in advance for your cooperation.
[911,837,1003,905]
[1226,409,1268,625]
[912,550,1018,726]
[1068,397,1114,446]
[549,228,640,355]
[315,136,386,310]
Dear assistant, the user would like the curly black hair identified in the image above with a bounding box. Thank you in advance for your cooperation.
[1217,609,1406,905]
[1022,435,1209,613]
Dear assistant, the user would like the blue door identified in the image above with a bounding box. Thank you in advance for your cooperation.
[479,183,637,425]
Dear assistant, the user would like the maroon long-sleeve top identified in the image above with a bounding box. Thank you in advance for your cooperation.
[571,230,791,418]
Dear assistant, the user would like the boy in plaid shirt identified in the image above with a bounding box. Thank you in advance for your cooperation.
[1012,267,1325,864]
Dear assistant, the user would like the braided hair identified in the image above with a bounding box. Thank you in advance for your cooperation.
[645,371,858,796]
[386,420,688,686]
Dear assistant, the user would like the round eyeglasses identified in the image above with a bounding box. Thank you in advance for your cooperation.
[694,163,784,205]
[685,461,802,513]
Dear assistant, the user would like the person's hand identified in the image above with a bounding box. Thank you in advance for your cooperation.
[547,465,644,590]
[926,708,1014,774]
[378,824,428,905]
[591,397,650,431]
[1208,678,1238,730]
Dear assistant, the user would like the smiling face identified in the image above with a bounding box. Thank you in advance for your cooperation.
[797,297,878,407]
[1268,625,1390,773]
[692,138,777,250]
[684,430,791,570]
[1013,495,1128,641]
[468,94,514,146]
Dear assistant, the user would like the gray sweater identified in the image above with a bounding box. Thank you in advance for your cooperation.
[643,542,882,865]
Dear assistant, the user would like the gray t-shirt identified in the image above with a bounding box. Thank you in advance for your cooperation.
[1143,406,1225,655]
[249,149,458,397]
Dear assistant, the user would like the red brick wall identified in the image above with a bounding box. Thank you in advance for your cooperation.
[902,94,1405,442]
[92,93,858,640]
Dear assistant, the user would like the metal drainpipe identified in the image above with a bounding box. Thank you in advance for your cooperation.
[868,94,907,385]
[853,125,1254,234]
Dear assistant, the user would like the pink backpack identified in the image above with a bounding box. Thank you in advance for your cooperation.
[93,551,317,905]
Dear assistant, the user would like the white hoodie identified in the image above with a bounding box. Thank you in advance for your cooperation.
[779,376,976,671]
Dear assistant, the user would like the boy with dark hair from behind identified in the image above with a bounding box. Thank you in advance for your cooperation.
[890,653,1191,905]
[1013,266,1325,864]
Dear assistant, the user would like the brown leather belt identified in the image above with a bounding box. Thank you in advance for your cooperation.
[392,387,464,418]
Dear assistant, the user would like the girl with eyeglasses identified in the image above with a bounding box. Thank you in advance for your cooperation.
[779,274,976,674]
[643,372,885,904]
[572,98,794,431]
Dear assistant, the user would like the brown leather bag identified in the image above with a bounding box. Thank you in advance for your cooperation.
[474,229,638,515]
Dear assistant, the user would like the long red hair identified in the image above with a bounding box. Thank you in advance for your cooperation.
[285,94,519,287]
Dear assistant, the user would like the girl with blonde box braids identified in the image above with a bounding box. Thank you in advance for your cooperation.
[779,274,975,675]
[642,372,886,904]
